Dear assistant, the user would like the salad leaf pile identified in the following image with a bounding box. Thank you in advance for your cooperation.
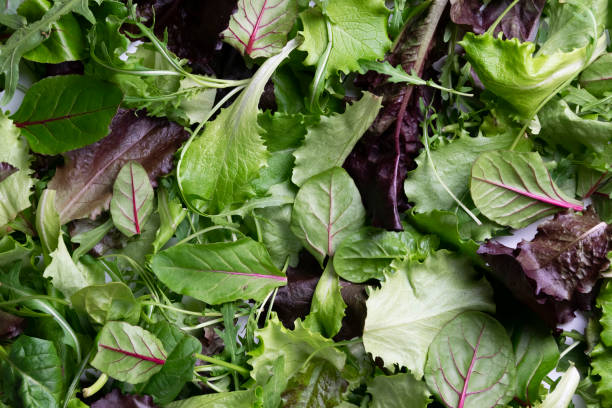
[0,0,611,407]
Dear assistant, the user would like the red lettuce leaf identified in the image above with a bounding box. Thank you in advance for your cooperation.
[478,208,611,326]
[91,389,158,408]
[0,310,25,340]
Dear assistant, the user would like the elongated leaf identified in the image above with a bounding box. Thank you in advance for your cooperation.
[222,0,298,58]
[35,189,60,263]
[177,39,299,215]
[151,237,287,305]
[91,321,167,384]
[303,262,346,338]
[471,151,583,229]
[71,282,141,325]
[424,312,516,408]
[292,92,382,186]
[153,185,186,253]
[0,336,64,408]
[110,162,154,237]
[534,366,580,408]
[11,75,122,155]
[290,167,366,264]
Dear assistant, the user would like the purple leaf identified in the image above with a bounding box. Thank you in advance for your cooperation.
[91,389,159,408]
[0,310,25,340]
[0,162,18,183]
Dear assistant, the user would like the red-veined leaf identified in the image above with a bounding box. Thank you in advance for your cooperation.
[110,162,154,237]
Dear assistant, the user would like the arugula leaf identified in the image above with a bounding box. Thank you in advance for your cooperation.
[151,237,287,305]
[91,321,167,384]
[110,162,154,237]
[71,282,140,325]
[71,218,113,261]
[471,151,583,228]
[363,250,495,378]
[291,167,365,264]
[303,262,346,338]
[222,0,299,58]
[367,373,431,408]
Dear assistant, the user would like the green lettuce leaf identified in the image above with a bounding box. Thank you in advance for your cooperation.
[367,373,431,408]
[303,262,347,338]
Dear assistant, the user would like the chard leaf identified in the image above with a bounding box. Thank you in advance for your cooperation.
[367,373,432,408]
[424,311,516,408]
[0,336,64,408]
[470,151,583,229]
[303,262,346,338]
[71,282,141,325]
[153,185,187,253]
[299,0,391,78]
[363,250,495,378]
[0,162,17,183]
[166,391,259,408]
[292,92,381,186]
[150,237,287,305]
[177,39,299,215]
[91,321,167,384]
[290,167,366,265]
[579,53,612,96]
[35,189,60,263]
[48,109,188,223]
[110,162,154,237]
[222,0,298,58]
[0,0,95,104]
[11,75,122,155]
[0,113,33,230]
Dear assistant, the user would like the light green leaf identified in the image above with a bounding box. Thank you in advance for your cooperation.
[253,204,302,269]
[367,373,431,408]
[591,344,612,406]
[292,92,381,186]
[71,282,141,325]
[580,53,612,96]
[597,280,612,347]
[0,113,33,230]
[0,234,35,267]
[363,251,494,378]
[110,162,154,237]
[11,75,122,155]
[70,218,113,261]
[299,0,391,78]
[0,0,26,28]
[177,39,300,215]
[20,0,86,63]
[249,315,346,386]
[151,237,287,305]
[91,321,166,384]
[404,134,514,214]
[534,366,580,408]
[424,311,516,408]
[303,262,346,338]
[470,151,584,229]
[153,185,187,253]
[290,167,365,264]
[177,77,216,125]
[222,0,298,58]
[0,336,64,408]
[35,189,60,264]
[166,390,259,408]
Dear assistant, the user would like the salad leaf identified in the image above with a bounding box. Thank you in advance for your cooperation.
[281,361,348,407]
[424,311,516,408]
[71,282,141,325]
[0,162,17,183]
[579,53,612,96]
[152,185,186,253]
[110,162,154,237]
[598,280,612,346]
[222,0,298,58]
[151,237,287,305]
[0,310,24,340]
[253,204,302,269]
[367,373,431,408]
[303,262,346,338]
[91,321,167,384]
[11,75,123,155]
[291,167,366,264]
[292,92,381,186]
[90,389,158,408]
[591,344,612,406]
[471,150,583,229]
[166,391,258,408]
[363,250,495,378]
[0,235,35,266]
[534,365,580,408]
[48,109,188,223]
[35,189,60,263]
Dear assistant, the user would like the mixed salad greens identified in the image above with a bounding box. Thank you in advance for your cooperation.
[0,0,611,406]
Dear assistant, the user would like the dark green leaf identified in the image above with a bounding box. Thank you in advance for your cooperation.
[281,362,348,408]
[580,53,612,96]
[367,373,431,408]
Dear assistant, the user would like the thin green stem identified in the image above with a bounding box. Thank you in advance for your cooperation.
[181,312,249,331]
[174,225,244,247]
[82,374,108,398]
[0,295,70,307]
[559,341,581,360]
[195,374,225,393]
[194,353,250,376]
[140,301,221,317]
[265,288,278,324]
[486,0,520,35]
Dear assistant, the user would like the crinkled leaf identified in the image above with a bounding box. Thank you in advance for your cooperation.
[0,335,64,408]
[48,109,188,223]
[177,39,299,215]
[11,75,122,155]
[165,390,258,408]
[367,373,432,408]
[303,262,346,338]
[35,189,60,263]
[0,310,24,340]
[151,237,287,305]
[298,0,391,77]
[579,53,612,97]
[91,321,167,384]
[91,389,159,408]
[291,167,366,264]
[71,282,141,325]
[222,0,298,58]
[292,92,381,186]
[471,151,583,229]
[597,280,612,347]
[591,344,612,406]
[281,361,348,408]
[363,250,495,378]
[424,311,516,408]
[110,162,154,237]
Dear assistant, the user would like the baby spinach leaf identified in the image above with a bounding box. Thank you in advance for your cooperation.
[292,92,381,186]
[35,189,60,264]
[110,162,154,237]
[0,336,64,408]
[471,151,583,228]
[91,321,167,384]
[580,53,612,96]
[11,75,123,155]
[151,237,287,305]
[424,311,516,408]
[177,39,299,215]
[363,251,494,378]
[290,167,366,265]
[367,373,431,408]
[222,0,298,58]
[71,282,141,325]
[153,185,186,253]
[303,262,346,338]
